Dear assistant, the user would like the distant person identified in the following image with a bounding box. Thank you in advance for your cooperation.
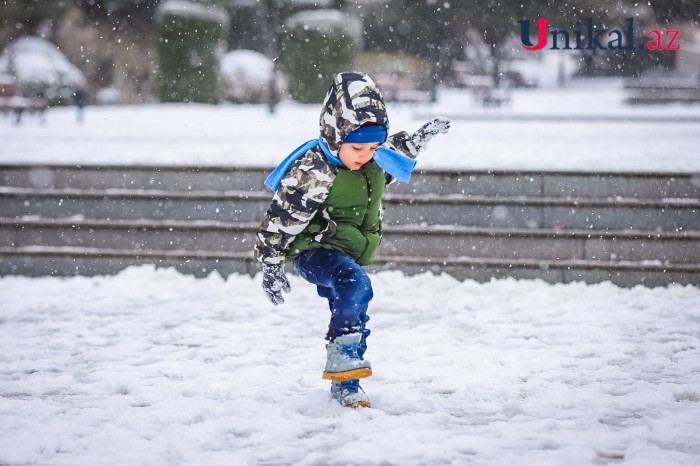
[268,73,279,114]
[72,88,87,123]
[254,72,450,409]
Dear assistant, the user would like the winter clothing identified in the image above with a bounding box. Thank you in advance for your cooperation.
[264,135,416,192]
[294,249,372,345]
[409,116,451,153]
[264,129,416,192]
[290,160,385,265]
[321,331,372,381]
[261,263,290,305]
[343,124,387,144]
[320,72,390,154]
[331,379,371,408]
[262,71,419,193]
[263,137,342,192]
[254,70,450,408]
[255,72,420,267]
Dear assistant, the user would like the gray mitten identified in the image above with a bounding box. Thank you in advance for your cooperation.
[262,263,291,305]
[409,116,451,153]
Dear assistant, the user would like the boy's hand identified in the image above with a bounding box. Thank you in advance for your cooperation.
[410,116,451,153]
[262,263,291,305]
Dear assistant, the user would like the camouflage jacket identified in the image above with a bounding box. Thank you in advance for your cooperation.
[254,72,420,265]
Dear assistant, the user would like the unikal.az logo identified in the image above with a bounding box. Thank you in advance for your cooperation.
[518,18,681,51]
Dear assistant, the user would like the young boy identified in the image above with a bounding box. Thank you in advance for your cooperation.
[254,72,449,408]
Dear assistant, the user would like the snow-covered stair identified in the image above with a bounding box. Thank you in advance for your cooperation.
[1,164,699,286]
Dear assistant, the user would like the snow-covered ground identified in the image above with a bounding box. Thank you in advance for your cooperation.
[1,78,699,173]
[2,79,700,464]
[1,266,699,465]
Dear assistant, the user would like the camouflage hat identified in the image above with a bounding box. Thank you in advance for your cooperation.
[319,72,389,157]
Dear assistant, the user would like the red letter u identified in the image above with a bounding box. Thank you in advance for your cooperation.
[522,18,550,51]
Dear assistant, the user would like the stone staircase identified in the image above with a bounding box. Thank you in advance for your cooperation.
[1,164,699,287]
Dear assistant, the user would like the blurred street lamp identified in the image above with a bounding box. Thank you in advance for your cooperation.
[230,0,280,113]
[261,0,280,113]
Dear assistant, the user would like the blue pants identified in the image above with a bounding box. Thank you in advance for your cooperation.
[294,249,372,357]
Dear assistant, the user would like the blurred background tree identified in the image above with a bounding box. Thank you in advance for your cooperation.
[280,9,362,103]
[156,0,229,104]
[1,0,697,104]
[0,1,70,36]
[649,0,700,23]
[73,0,163,32]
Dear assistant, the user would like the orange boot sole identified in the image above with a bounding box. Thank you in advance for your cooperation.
[346,400,372,409]
[322,367,372,381]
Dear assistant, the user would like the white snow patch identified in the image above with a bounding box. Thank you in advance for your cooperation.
[1,79,700,172]
[0,266,699,465]
[155,0,230,27]
[0,36,86,97]
[219,50,275,103]
[285,9,363,41]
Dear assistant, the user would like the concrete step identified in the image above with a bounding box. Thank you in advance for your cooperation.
[3,165,698,286]
[1,245,698,287]
[3,218,699,264]
[374,254,700,288]
[2,164,699,199]
[1,187,698,231]
[381,224,700,263]
[0,218,258,254]
[384,192,700,231]
[0,187,270,223]
[0,165,266,193]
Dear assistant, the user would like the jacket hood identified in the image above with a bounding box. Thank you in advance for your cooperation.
[319,72,389,157]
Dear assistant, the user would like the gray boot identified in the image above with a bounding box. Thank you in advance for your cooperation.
[331,379,371,408]
[322,333,372,381]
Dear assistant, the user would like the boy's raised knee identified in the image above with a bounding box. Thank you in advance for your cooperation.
[335,267,373,302]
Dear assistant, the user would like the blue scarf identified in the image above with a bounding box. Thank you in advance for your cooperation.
[264,136,417,191]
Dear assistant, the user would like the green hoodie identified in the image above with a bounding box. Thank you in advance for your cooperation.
[287,158,386,265]
[254,72,418,266]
